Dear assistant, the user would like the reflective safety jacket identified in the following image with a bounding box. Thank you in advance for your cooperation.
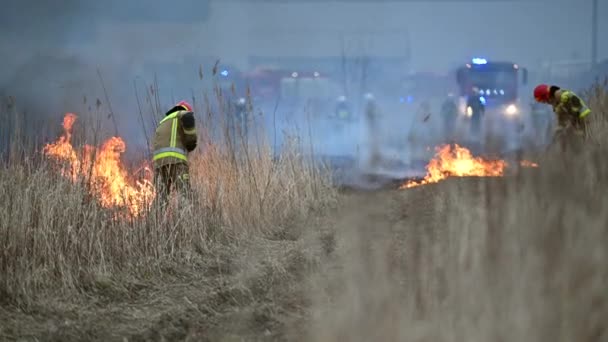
[551,90,591,131]
[333,101,351,119]
[152,109,198,168]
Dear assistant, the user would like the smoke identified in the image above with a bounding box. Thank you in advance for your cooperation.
[0,0,213,150]
[1,0,602,165]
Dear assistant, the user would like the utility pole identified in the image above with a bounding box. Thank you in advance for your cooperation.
[591,0,598,68]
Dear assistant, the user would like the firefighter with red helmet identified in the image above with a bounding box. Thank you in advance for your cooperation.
[533,84,591,150]
[152,100,198,205]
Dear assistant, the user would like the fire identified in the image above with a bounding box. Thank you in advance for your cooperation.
[42,113,80,180]
[401,144,508,189]
[43,113,155,216]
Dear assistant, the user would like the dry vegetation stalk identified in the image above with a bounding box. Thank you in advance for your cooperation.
[0,79,336,306]
[306,80,608,342]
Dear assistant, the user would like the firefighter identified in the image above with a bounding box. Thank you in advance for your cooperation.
[533,84,591,151]
[235,97,249,133]
[152,100,198,206]
[230,97,249,149]
[466,94,484,138]
[334,96,351,120]
[363,93,381,168]
[440,94,458,141]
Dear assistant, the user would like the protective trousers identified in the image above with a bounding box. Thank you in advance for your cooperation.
[551,124,586,154]
[153,163,191,207]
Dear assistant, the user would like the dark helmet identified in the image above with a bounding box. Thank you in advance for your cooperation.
[165,100,193,116]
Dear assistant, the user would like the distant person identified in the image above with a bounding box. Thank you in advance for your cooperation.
[334,96,351,120]
[231,97,250,148]
[152,100,198,207]
[364,93,381,168]
[533,84,591,151]
[466,95,484,138]
[440,95,458,140]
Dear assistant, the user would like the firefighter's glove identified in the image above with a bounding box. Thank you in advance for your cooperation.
[182,111,196,129]
[181,112,198,152]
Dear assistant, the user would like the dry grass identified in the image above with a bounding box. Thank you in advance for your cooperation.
[190,137,331,238]
[0,76,336,317]
[305,80,608,342]
[585,78,608,146]
[1,78,607,341]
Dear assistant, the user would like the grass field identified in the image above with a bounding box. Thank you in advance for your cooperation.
[0,80,606,341]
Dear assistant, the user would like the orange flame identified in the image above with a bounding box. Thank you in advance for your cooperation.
[43,113,155,216]
[42,113,80,180]
[401,144,508,189]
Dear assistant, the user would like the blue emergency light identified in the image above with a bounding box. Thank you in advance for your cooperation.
[220,69,229,77]
[472,58,487,65]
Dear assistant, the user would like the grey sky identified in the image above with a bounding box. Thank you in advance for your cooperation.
[78,0,606,72]
[1,0,605,72]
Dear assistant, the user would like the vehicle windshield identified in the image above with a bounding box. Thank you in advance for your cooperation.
[463,69,518,102]
[467,70,516,91]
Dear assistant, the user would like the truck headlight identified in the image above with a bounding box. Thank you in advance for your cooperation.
[466,106,473,117]
[505,104,518,116]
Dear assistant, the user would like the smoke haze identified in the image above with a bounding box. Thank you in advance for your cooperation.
[0,0,606,159]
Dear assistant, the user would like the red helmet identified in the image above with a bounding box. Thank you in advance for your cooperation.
[176,100,193,112]
[533,84,551,102]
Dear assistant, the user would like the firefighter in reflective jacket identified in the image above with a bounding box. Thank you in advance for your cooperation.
[152,100,198,203]
[533,84,591,150]
[364,93,381,168]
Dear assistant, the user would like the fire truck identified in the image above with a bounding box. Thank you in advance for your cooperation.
[237,66,340,119]
[455,57,529,140]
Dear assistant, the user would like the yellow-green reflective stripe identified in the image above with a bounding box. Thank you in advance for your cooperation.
[183,127,196,135]
[170,118,178,147]
[152,151,187,162]
[160,112,179,125]
[154,147,186,155]
[580,108,591,118]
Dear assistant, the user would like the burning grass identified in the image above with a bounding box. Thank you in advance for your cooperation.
[42,113,155,217]
[305,80,608,342]
[400,144,508,188]
[0,86,336,317]
[400,144,538,189]
[1,78,607,341]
